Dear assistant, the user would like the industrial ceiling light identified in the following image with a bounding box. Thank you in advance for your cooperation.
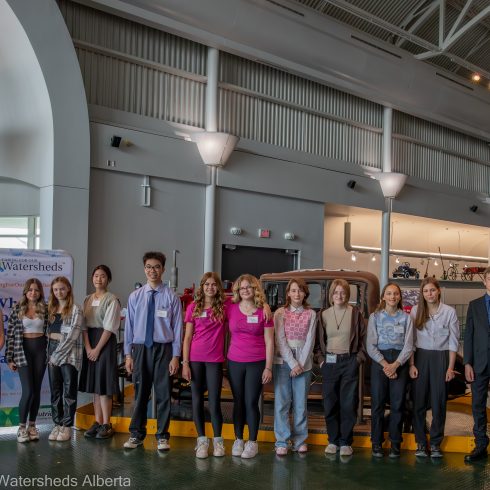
[351,252,357,262]
[395,256,400,264]
[472,73,481,82]
[371,254,376,262]
[434,259,439,266]
[192,132,239,166]
[373,172,408,198]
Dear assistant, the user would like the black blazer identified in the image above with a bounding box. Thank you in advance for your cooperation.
[464,295,490,374]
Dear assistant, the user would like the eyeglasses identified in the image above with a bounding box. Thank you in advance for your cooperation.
[239,286,254,292]
[332,291,346,296]
[145,265,162,271]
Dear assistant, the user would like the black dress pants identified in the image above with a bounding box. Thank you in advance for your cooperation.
[48,340,78,427]
[370,349,408,445]
[321,354,359,446]
[129,342,172,440]
[412,348,449,446]
[471,370,490,449]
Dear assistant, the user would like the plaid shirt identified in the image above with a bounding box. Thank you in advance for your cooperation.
[6,304,48,368]
[49,304,84,371]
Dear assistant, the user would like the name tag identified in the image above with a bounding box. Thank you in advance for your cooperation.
[394,324,404,334]
[61,326,71,334]
[156,309,168,318]
[247,315,259,324]
[326,354,337,364]
[91,300,100,307]
[200,311,208,318]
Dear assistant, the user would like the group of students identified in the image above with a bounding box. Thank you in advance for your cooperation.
[5,265,121,443]
[4,250,490,464]
[122,251,467,460]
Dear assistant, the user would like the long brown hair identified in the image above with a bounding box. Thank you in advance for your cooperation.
[48,276,74,323]
[232,274,266,307]
[375,282,403,313]
[284,278,310,309]
[414,277,441,330]
[328,278,350,306]
[18,278,45,319]
[192,272,226,322]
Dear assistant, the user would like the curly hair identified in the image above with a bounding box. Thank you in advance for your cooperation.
[17,278,45,319]
[284,278,310,309]
[414,277,441,330]
[48,276,74,323]
[231,274,266,307]
[192,272,226,322]
[375,282,403,313]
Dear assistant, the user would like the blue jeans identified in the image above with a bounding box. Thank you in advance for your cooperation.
[273,363,311,449]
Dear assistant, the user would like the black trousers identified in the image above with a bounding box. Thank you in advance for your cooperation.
[370,349,409,445]
[471,370,490,449]
[129,343,172,440]
[190,361,223,437]
[321,354,359,446]
[47,340,78,427]
[228,359,265,441]
[412,349,449,446]
[18,336,47,424]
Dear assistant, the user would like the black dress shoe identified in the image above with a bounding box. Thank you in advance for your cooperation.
[464,447,488,463]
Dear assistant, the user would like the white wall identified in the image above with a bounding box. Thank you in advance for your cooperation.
[1,0,90,300]
[216,187,324,274]
[87,168,205,303]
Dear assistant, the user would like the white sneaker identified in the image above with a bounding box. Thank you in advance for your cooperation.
[27,425,39,441]
[232,439,245,456]
[325,443,339,454]
[241,440,258,459]
[157,438,170,451]
[213,438,225,457]
[56,426,71,442]
[123,436,143,449]
[17,427,29,443]
[340,445,353,456]
[195,437,209,459]
[48,425,61,441]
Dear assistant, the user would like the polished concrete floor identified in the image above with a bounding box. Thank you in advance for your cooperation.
[1,426,489,490]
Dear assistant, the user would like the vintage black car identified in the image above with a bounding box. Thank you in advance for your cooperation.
[392,262,420,279]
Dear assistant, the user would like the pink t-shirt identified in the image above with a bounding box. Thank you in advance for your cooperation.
[227,302,274,363]
[185,302,226,363]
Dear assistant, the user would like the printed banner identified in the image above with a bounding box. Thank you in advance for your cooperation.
[0,249,73,426]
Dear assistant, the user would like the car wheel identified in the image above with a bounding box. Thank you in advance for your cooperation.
[404,271,409,279]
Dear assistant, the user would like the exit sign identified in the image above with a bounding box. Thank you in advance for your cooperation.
[258,229,270,238]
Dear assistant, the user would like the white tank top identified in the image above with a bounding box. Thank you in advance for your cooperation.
[22,317,44,334]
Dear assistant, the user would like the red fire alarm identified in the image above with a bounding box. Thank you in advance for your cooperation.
[258,228,271,238]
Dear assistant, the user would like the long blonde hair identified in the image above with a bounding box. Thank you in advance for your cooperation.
[232,274,266,307]
[192,272,225,322]
[48,276,74,323]
[17,278,45,319]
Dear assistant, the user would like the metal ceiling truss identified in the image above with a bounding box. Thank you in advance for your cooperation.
[319,0,490,79]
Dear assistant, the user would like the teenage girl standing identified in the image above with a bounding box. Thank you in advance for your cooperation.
[182,272,227,459]
[367,282,414,458]
[47,276,83,442]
